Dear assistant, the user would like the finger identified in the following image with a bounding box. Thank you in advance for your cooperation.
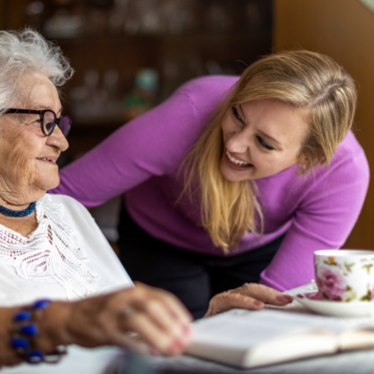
[205,292,265,317]
[127,284,192,352]
[133,282,192,325]
[238,283,293,306]
[120,311,186,355]
[132,297,188,344]
[110,332,150,355]
[157,292,193,326]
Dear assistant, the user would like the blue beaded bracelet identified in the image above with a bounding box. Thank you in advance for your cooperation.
[10,299,67,364]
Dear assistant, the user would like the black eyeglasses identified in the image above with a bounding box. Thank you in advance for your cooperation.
[1,108,72,137]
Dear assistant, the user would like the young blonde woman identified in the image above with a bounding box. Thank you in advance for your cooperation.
[53,50,369,318]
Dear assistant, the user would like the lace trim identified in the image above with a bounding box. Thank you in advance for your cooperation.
[0,195,99,299]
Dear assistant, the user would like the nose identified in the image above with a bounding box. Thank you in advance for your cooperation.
[225,129,249,154]
[46,125,69,152]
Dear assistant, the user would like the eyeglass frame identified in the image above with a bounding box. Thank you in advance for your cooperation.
[0,108,72,137]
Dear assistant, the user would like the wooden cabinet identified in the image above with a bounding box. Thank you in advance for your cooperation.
[274,0,374,250]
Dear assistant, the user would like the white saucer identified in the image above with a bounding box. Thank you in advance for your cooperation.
[295,292,374,318]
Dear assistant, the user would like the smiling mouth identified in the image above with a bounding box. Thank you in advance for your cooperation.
[36,157,58,164]
[225,150,253,168]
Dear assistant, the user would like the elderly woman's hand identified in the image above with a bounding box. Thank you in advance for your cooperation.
[204,283,293,317]
[38,282,192,357]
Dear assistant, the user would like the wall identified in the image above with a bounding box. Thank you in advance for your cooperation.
[274,0,374,249]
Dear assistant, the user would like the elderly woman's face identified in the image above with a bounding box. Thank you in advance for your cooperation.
[0,73,68,204]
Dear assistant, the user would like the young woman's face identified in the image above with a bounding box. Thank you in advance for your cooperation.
[220,98,309,182]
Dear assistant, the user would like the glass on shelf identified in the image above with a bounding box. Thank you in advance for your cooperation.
[108,11,125,34]
[122,0,198,35]
[160,0,197,34]
[43,9,83,39]
[103,69,123,121]
[108,0,127,34]
[69,69,97,122]
[123,69,159,122]
[25,1,45,30]
[39,0,269,39]
[70,69,123,124]
[245,2,262,29]
[84,8,108,35]
[160,54,204,100]
[85,0,115,9]
[123,0,165,35]
[204,2,232,32]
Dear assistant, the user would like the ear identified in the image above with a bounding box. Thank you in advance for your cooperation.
[298,153,308,167]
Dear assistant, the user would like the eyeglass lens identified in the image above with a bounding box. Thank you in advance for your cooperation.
[57,117,71,137]
[43,111,70,137]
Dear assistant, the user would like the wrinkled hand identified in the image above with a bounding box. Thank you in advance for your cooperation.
[205,283,293,317]
[40,282,192,356]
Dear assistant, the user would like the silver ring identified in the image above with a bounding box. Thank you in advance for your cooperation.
[122,306,134,317]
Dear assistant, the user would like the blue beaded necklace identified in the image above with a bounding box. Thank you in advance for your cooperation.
[0,202,37,217]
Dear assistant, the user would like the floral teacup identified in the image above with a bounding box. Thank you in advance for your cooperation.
[314,249,374,302]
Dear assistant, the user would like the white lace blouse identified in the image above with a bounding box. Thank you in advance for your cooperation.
[1,194,133,374]
[0,194,132,306]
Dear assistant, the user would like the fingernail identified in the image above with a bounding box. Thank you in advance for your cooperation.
[168,343,178,354]
[276,295,292,303]
[175,336,186,348]
[254,300,263,306]
[149,347,160,355]
[183,324,191,334]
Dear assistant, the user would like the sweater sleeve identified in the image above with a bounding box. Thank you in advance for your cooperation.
[52,86,204,207]
[260,144,370,291]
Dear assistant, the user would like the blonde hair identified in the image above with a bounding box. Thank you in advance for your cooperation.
[182,50,357,253]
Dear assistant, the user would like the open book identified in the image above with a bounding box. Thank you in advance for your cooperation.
[185,309,374,369]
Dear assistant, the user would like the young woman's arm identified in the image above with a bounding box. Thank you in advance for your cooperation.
[52,76,236,207]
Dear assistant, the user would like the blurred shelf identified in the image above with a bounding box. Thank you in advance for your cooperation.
[53,29,272,43]
[5,0,273,165]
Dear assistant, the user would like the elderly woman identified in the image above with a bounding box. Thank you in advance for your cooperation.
[0,29,291,373]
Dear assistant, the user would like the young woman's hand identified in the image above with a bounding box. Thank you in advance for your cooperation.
[204,283,293,317]
[39,282,192,356]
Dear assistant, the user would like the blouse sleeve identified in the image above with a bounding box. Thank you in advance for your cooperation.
[52,87,205,207]
[260,144,370,291]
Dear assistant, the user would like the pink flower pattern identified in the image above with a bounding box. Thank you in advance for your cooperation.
[316,265,347,300]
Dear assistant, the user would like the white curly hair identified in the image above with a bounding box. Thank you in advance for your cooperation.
[0,28,74,112]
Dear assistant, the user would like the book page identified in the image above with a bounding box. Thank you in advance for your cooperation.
[187,309,374,368]
[247,331,336,368]
[190,309,368,348]
[339,328,374,350]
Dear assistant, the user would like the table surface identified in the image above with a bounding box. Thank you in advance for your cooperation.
[107,282,374,374]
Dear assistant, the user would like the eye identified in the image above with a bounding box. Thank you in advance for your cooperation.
[231,106,243,123]
[256,135,275,151]
[21,114,39,125]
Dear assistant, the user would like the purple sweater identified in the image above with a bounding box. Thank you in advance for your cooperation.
[52,76,370,291]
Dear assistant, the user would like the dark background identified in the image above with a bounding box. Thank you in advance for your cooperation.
[0,0,273,165]
[0,0,273,244]
[3,0,373,253]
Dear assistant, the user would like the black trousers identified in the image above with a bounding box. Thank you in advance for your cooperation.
[117,203,285,319]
